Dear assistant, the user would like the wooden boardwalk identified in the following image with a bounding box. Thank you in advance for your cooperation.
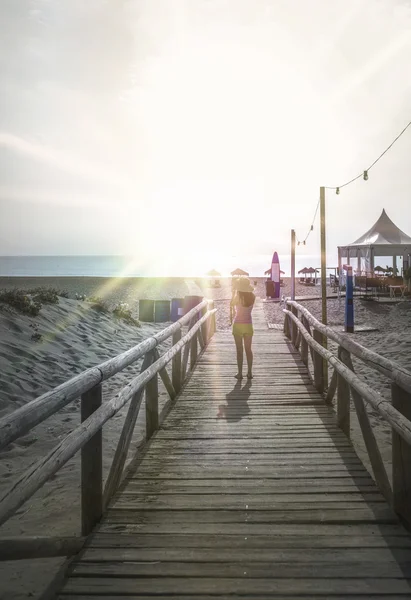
[59,302,411,598]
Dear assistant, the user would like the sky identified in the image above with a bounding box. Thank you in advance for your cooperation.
[1,0,411,276]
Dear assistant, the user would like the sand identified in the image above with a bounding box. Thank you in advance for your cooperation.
[0,276,410,598]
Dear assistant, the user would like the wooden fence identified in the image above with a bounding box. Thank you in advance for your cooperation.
[0,300,216,560]
[283,300,411,527]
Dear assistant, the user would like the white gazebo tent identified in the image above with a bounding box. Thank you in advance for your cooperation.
[338,209,411,276]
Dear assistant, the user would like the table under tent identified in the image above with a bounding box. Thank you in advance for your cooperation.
[337,209,411,298]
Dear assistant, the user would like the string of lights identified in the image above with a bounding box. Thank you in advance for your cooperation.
[296,118,411,244]
[327,118,411,195]
[297,198,320,246]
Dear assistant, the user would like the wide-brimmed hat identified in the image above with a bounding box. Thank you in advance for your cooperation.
[234,277,254,293]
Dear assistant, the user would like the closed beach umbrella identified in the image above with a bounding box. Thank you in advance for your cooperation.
[265,268,285,278]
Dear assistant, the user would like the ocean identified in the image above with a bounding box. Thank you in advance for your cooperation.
[0,256,142,277]
[0,255,327,278]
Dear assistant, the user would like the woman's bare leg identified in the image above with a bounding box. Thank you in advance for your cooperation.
[244,335,253,379]
[234,335,243,379]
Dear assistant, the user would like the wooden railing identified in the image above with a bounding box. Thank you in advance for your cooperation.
[0,300,216,560]
[283,300,411,526]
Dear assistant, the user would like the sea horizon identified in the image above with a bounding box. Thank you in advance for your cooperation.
[0,254,330,278]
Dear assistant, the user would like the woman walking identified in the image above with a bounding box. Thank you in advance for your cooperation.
[230,278,255,380]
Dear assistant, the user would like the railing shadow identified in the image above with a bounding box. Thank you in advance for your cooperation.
[282,332,411,587]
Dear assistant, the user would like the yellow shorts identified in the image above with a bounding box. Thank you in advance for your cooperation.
[232,323,254,337]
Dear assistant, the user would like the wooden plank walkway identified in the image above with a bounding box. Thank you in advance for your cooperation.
[59,301,411,598]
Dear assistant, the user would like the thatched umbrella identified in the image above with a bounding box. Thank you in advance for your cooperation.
[298,267,308,274]
[206,269,221,288]
[231,268,249,276]
[374,266,385,274]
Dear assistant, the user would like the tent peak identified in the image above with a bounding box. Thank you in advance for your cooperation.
[348,208,411,247]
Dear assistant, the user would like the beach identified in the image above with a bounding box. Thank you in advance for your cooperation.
[0,276,410,598]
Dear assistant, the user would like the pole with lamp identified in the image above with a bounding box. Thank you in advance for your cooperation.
[320,186,328,386]
[291,229,296,301]
[321,170,368,374]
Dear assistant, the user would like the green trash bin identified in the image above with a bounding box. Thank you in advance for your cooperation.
[139,299,154,322]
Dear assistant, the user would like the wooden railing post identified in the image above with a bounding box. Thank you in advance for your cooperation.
[326,369,337,404]
[172,329,182,394]
[181,317,197,382]
[291,305,299,347]
[300,330,308,366]
[201,305,208,345]
[146,352,159,440]
[197,322,205,350]
[301,315,314,362]
[340,350,391,501]
[392,382,411,524]
[312,329,325,394]
[209,301,216,337]
[81,383,102,536]
[190,329,198,370]
[103,353,153,505]
[284,309,291,339]
[337,347,350,438]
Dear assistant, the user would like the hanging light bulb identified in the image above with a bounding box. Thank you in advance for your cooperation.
[336,187,340,195]
[298,241,300,246]
[303,241,306,246]
[363,170,368,181]
[311,225,313,231]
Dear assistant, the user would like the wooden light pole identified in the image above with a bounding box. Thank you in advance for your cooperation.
[291,229,296,301]
[320,186,328,385]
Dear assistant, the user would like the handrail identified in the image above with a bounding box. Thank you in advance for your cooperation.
[283,301,411,526]
[284,308,411,445]
[0,300,217,559]
[0,300,209,451]
[0,309,214,528]
[286,300,411,394]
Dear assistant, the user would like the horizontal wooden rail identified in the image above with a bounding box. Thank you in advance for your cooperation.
[0,309,215,529]
[0,300,209,452]
[286,300,411,394]
[0,536,85,561]
[284,308,411,447]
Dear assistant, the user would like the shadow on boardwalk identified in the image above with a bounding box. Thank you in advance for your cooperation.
[217,380,251,422]
[284,336,411,586]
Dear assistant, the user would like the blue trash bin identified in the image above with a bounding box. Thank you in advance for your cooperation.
[171,298,184,322]
[154,300,171,323]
